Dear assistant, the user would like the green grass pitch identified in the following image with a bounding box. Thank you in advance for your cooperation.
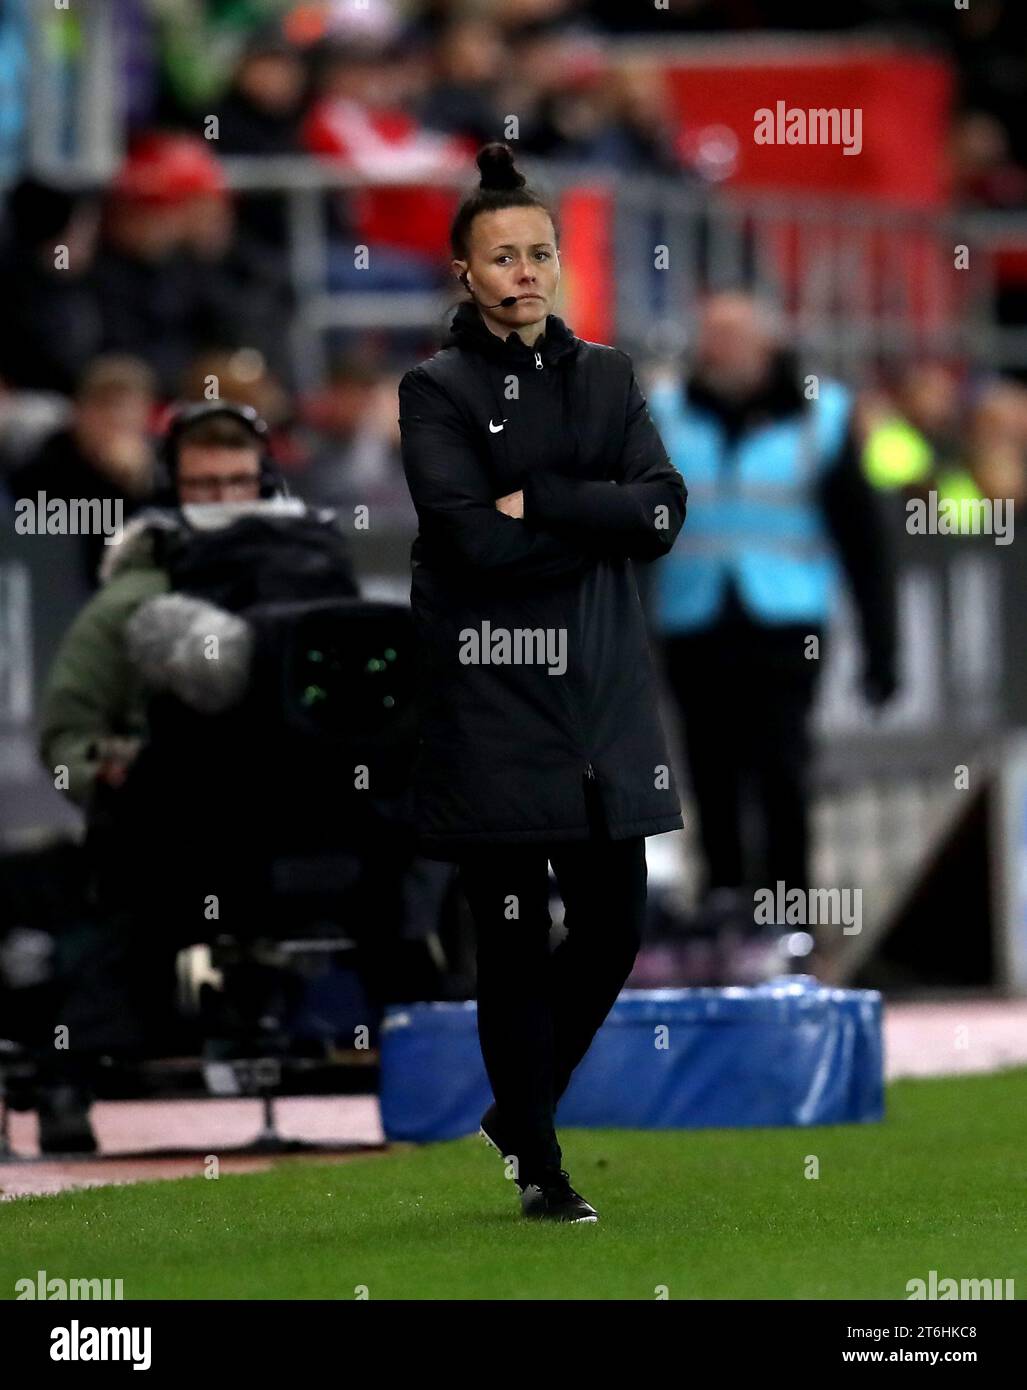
[2,1068,1024,1300]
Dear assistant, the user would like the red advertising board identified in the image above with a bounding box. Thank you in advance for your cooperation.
[664,46,953,207]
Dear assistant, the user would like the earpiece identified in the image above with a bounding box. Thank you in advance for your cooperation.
[459,270,519,310]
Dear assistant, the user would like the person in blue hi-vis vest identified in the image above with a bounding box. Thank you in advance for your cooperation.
[645,292,899,947]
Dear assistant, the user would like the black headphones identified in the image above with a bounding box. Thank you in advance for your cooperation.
[153,400,288,506]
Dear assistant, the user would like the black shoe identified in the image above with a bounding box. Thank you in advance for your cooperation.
[36,1083,98,1156]
[520,1167,599,1222]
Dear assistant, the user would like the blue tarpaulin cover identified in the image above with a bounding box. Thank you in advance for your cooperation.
[379,977,883,1140]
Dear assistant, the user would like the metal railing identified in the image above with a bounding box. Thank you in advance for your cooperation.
[211,156,1027,385]
[19,0,1027,383]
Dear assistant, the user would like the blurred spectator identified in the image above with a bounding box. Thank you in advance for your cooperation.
[297,356,411,523]
[180,347,290,430]
[6,355,157,590]
[505,43,692,173]
[303,37,476,288]
[179,346,302,475]
[947,110,1027,374]
[0,178,102,395]
[969,378,1027,505]
[0,0,28,179]
[861,361,986,519]
[502,19,606,160]
[954,0,1027,170]
[646,291,898,968]
[588,60,685,174]
[95,132,285,391]
[949,111,1027,210]
[95,134,234,391]
[215,26,308,156]
[518,69,612,164]
[416,16,507,146]
[214,27,309,255]
[150,0,295,123]
[495,20,689,175]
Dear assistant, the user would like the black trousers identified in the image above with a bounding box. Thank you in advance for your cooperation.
[660,603,823,897]
[457,831,647,1178]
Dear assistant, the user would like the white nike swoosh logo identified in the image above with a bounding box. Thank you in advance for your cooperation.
[489,419,506,433]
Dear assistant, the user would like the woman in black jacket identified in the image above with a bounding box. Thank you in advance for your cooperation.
[398,142,687,1222]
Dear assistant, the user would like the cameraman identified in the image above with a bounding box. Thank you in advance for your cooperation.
[33,401,368,1151]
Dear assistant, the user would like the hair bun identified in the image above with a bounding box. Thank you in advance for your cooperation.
[476,142,526,192]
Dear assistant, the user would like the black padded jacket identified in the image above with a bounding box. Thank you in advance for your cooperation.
[397,299,688,859]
